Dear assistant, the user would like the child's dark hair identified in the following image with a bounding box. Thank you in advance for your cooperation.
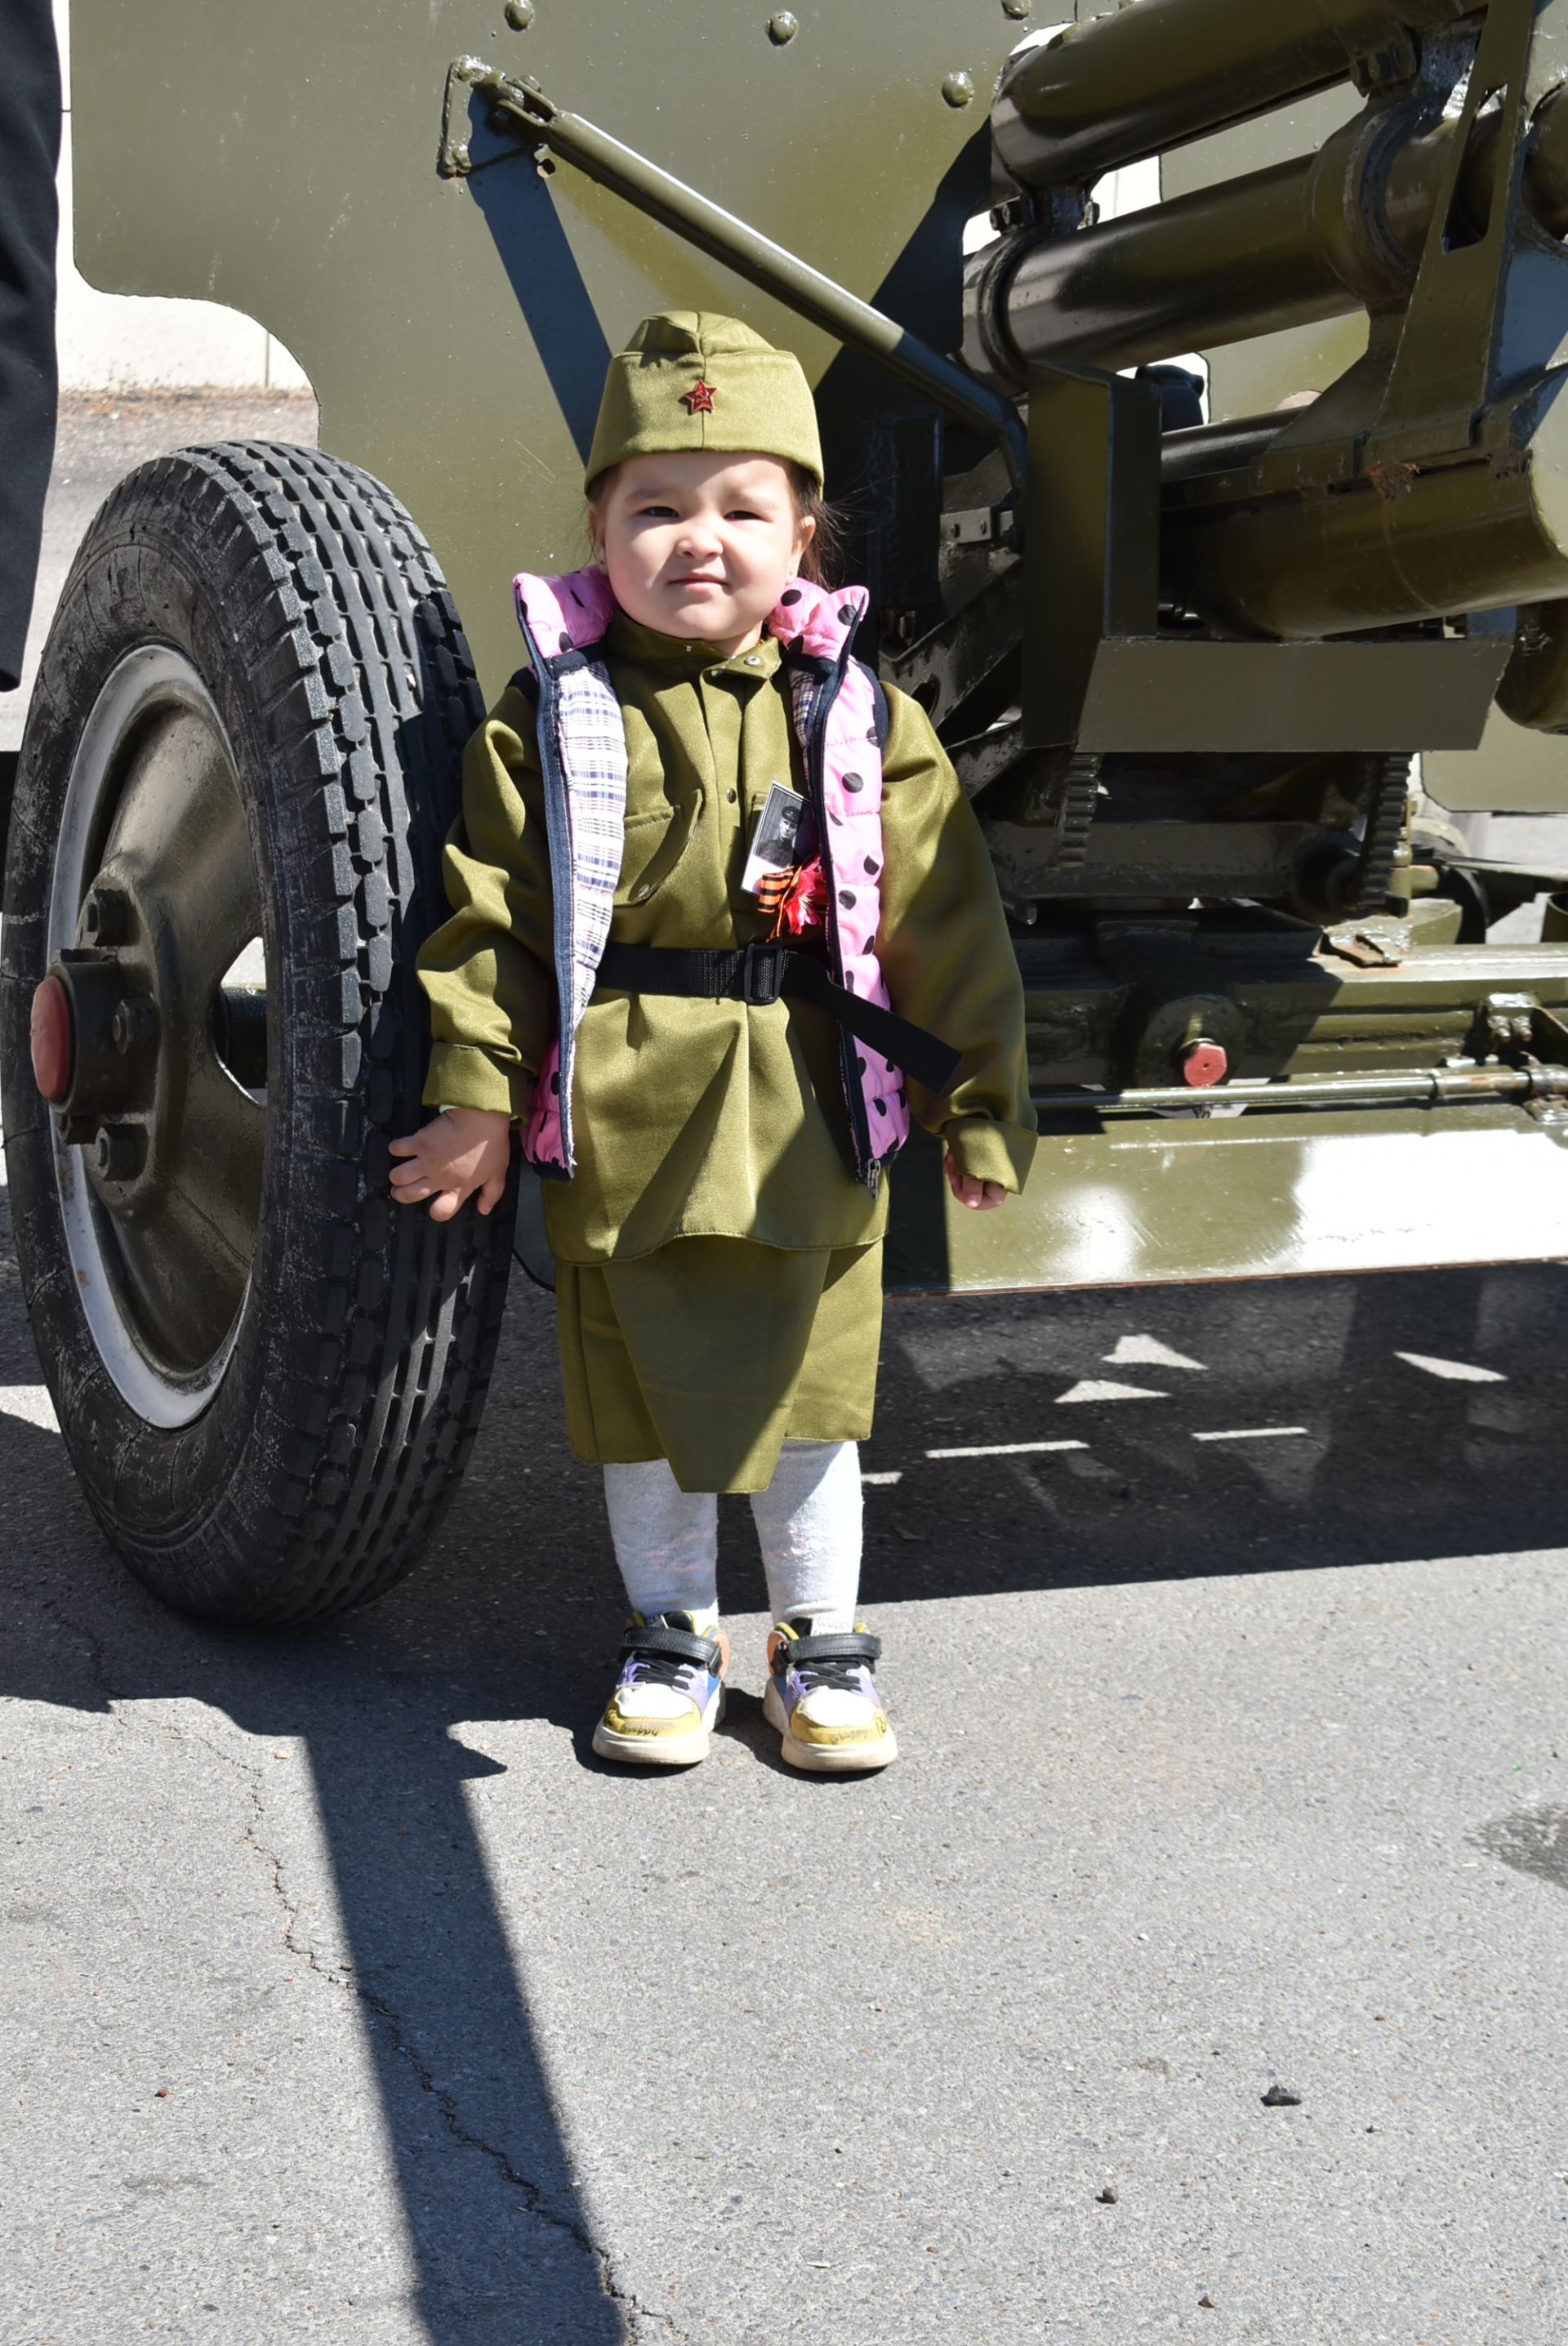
[586,460,844,586]
[787,465,842,586]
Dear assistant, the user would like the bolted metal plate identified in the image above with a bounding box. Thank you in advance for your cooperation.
[884,1105,1568,1295]
[1073,638,1510,756]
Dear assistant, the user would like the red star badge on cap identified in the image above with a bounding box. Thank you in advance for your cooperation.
[680,378,716,414]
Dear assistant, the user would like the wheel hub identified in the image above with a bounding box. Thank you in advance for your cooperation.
[33,937,160,1131]
[29,973,74,1104]
[46,646,269,1425]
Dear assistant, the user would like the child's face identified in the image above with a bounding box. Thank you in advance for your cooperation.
[595,451,814,655]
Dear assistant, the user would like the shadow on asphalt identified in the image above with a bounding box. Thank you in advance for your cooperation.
[2,1416,626,2339]
[861,1257,1568,1603]
[4,1250,1566,2335]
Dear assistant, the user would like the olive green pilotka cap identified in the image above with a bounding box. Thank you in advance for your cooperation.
[584,310,824,491]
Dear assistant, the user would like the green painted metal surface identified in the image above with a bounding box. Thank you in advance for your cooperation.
[885,1103,1568,1293]
[1160,32,1568,814]
[69,0,1027,702]
[455,63,1030,494]
[60,0,1568,1291]
[1070,639,1508,755]
[994,0,1472,193]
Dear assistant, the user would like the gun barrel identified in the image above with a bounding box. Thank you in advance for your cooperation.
[993,0,1471,191]
[979,88,1568,386]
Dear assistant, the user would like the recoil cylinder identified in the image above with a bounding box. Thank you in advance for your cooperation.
[992,0,1473,191]
[972,87,1568,390]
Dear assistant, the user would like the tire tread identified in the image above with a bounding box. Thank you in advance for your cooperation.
[0,440,515,1625]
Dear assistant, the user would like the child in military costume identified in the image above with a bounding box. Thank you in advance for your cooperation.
[391,313,1035,1773]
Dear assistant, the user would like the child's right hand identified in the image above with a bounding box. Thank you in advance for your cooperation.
[943,1148,1009,1211]
[388,1108,512,1220]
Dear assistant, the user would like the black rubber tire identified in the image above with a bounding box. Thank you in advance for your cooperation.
[0,443,515,1624]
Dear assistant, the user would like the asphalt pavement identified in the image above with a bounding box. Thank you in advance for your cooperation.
[4,1186,1567,2344]
[3,397,1567,2346]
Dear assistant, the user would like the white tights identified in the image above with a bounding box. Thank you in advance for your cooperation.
[602,1440,863,1628]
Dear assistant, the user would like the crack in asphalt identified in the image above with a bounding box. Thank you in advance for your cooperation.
[185,1710,689,2344]
[19,1583,688,2344]
[343,1966,690,2344]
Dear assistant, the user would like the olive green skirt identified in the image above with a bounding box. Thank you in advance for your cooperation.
[554,1237,884,1493]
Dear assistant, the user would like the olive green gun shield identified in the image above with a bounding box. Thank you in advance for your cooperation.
[68,0,1038,697]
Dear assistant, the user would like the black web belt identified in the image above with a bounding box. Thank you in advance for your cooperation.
[594,940,960,1094]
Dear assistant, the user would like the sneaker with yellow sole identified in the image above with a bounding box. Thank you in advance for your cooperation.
[764,1619,898,1773]
[591,1614,728,1767]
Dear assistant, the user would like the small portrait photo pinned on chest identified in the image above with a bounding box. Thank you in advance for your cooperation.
[742,781,808,899]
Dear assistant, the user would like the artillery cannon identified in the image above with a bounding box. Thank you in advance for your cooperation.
[6,0,1568,1623]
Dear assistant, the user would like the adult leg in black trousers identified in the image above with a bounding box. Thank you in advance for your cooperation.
[0,0,63,695]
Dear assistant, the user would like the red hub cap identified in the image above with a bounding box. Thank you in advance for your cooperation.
[29,973,74,1104]
[1181,1037,1228,1090]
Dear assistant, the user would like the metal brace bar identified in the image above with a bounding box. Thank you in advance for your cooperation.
[1032,1061,1568,1117]
[440,59,1030,501]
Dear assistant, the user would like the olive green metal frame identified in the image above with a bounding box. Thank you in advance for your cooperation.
[60,0,1568,1291]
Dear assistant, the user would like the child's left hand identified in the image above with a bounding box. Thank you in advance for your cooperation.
[389,1107,512,1220]
[943,1149,1008,1211]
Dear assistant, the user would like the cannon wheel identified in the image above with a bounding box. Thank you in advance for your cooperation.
[0,444,514,1624]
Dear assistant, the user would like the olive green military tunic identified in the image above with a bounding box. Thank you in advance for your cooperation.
[416,612,1036,1490]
